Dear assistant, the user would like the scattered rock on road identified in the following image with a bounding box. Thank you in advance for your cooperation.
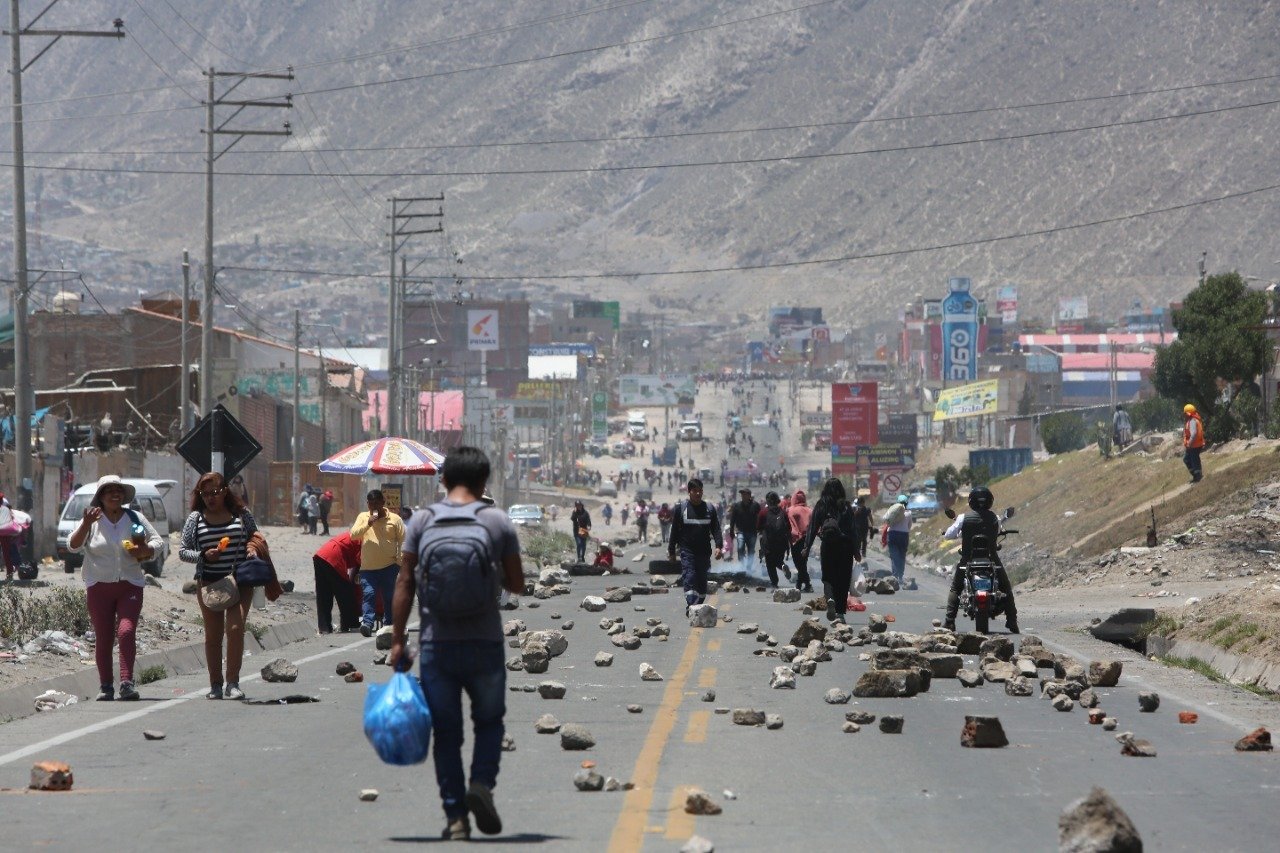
[594,652,614,667]
[1004,677,1034,697]
[502,619,526,636]
[560,724,596,750]
[789,619,827,647]
[1102,718,1118,731]
[538,681,567,700]
[535,714,562,734]
[29,761,73,791]
[1088,709,1106,725]
[1053,694,1075,712]
[925,653,964,679]
[639,663,664,681]
[732,708,766,726]
[957,669,983,688]
[879,715,904,734]
[773,588,801,603]
[143,730,165,741]
[344,671,364,683]
[359,789,379,802]
[627,704,643,714]
[681,834,715,853]
[979,637,1014,661]
[701,689,716,702]
[261,658,299,683]
[573,769,604,791]
[1088,660,1123,687]
[1138,692,1160,713]
[1116,732,1156,757]
[842,722,861,733]
[335,661,356,676]
[770,667,797,689]
[521,642,550,674]
[824,688,851,704]
[765,713,784,730]
[867,614,888,633]
[845,710,876,725]
[1058,786,1143,853]
[604,587,632,603]
[501,734,516,751]
[685,790,723,815]
[581,596,607,612]
[961,715,1009,748]
[1235,727,1273,752]
[853,669,920,698]
[689,604,718,628]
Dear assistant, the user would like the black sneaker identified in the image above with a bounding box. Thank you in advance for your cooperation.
[360,623,373,638]
[1006,621,1020,634]
[465,782,503,836]
[95,685,114,701]
[207,683,224,700]
[118,681,140,701]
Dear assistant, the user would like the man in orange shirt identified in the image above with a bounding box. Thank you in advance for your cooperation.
[1183,403,1204,483]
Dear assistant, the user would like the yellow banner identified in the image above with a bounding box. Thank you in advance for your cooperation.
[933,379,999,422]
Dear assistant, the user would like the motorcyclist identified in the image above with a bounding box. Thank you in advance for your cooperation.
[942,485,1019,634]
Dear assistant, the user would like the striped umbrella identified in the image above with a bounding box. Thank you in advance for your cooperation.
[317,437,445,475]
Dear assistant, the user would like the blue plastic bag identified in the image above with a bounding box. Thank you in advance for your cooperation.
[363,667,432,766]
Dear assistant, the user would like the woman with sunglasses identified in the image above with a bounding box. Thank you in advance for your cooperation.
[179,472,263,700]
[68,475,163,701]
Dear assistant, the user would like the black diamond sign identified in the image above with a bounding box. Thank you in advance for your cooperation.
[177,404,263,480]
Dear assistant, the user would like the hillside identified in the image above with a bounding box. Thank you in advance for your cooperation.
[4,0,1280,328]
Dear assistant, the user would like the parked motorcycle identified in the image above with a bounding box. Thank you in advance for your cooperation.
[944,506,1017,634]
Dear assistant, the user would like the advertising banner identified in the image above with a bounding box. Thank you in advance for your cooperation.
[467,309,500,351]
[746,341,766,363]
[933,379,1000,422]
[942,277,978,382]
[591,391,608,442]
[515,380,561,400]
[879,413,919,451]
[572,300,620,329]
[855,445,916,470]
[996,284,1018,324]
[618,374,696,406]
[1057,296,1088,333]
[831,382,878,456]
[529,343,596,357]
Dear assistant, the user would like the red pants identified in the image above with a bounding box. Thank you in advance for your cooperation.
[86,581,144,685]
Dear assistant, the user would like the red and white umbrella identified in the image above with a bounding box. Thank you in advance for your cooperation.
[318,437,445,475]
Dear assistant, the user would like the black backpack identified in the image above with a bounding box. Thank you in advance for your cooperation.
[818,505,850,545]
[416,502,500,622]
[762,506,790,552]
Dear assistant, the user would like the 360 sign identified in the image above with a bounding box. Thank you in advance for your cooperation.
[942,277,978,382]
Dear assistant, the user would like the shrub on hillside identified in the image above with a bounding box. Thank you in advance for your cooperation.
[1127,396,1181,433]
[1039,412,1087,455]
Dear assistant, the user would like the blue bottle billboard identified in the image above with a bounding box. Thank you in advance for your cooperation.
[942,277,978,382]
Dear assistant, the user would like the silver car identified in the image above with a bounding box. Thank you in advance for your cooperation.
[507,504,545,528]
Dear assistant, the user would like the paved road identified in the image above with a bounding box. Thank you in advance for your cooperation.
[2,545,1277,851]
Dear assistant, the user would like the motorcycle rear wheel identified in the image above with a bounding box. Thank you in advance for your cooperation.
[975,612,989,634]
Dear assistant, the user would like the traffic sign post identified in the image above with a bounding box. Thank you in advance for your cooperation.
[177,404,263,481]
[883,473,902,493]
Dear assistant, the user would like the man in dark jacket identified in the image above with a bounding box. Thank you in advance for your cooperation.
[728,488,761,568]
[668,478,723,610]
[851,496,873,563]
[758,491,792,588]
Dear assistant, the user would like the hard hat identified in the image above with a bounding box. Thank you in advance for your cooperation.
[1183,403,1197,415]
[896,494,909,505]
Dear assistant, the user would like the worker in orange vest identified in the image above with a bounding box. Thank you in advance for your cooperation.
[1183,403,1205,483]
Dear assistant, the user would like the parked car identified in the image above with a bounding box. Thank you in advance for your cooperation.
[678,420,702,441]
[57,478,178,576]
[596,481,619,498]
[812,430,832,450]
[611,441,635,459]
[507,504,544,528]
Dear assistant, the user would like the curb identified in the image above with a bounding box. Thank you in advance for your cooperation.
[1146,635,1280,694]
[0,617,318,724]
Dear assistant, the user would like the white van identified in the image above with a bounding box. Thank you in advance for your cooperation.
[627,411,648,440]
[57,479,178,576]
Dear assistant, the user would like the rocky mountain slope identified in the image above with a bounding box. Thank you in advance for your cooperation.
[7,0,1280,324]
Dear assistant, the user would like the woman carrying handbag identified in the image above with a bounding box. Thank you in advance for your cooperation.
[179,472,268,700]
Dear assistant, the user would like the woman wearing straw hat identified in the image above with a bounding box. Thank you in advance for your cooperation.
[67,475,163,702]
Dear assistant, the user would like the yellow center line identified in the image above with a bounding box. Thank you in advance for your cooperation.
[683,710,710,744]
[697,667,717,688]
[664,784,697,840]
[607,596,716,853]
[706,638,721,652]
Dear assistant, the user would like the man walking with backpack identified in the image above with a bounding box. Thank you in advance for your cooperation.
[389,447,525,841]
[759,491,792,588]
[667,478,723,612]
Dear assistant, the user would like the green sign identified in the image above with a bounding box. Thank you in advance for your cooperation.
[572,300,621,330]
[591,391,608,441]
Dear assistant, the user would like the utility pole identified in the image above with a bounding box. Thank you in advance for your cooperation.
[386,195,444,437]
[6,3,122,553]
[201,65,293,415]
[292,309,301,501]
[180,249,191,498]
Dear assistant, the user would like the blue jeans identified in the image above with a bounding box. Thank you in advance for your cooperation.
[359,565,398,627]
[574,534,588,563]
[738,531,758,564]
[420,640,507,820]
[678,548,712,606]
[887,531,909,581]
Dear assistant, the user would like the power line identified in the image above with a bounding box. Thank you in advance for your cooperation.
[8,95,1278,178]
[130,0,205,72]
[157,0,248,66]
[9,68,1280,156]
[219,179,1280,281]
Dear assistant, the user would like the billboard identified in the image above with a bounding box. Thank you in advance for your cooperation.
[996,284,1018,324]
[855,444,915,470]
[572,300,620,330]
[591,391,608,442]
[1057,296,1088,333]
[831,382,878,455]
[618,374,696,406]
[942,277,978,382]
[879,413,919,451]
[529,343,596,357]
[933,379,1000,422]
[467,309,500,351]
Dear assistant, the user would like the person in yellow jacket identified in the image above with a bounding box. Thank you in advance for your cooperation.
[1183,403,1205,483]
[351,489,405,636]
